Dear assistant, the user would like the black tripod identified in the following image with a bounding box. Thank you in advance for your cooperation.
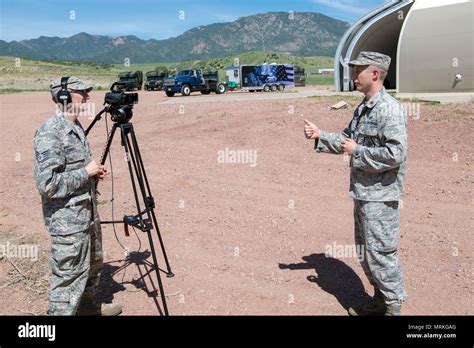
[85,107,174,316]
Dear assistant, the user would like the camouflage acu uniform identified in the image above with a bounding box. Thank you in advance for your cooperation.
[315,87,408,304]
[34,112,103,315]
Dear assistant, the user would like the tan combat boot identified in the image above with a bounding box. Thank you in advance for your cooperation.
[100,303,123,316]
[77,302,123,316]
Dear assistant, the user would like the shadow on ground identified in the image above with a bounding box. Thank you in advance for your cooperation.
[279,253,372,310]
[98,250,167,315]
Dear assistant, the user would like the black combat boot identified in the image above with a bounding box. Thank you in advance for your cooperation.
[348,288,385,316]
[384,302,402,316]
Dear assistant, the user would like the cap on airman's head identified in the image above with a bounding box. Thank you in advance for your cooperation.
[50,76,93,102]
[349,51,391,72]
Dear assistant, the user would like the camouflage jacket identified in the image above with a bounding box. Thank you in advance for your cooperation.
[315,87,407,201]
[34,113,98,235]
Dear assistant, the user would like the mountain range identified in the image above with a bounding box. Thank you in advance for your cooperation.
[0,12,349,63]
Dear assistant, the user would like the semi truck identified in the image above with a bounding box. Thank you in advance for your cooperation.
[163,69,227,97]
[225,64,295,92]
[114,71,143,91]
[144,70,167,91]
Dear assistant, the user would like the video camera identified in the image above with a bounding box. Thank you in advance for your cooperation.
[104,82,139,123]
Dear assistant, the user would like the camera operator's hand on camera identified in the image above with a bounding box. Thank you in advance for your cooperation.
[304,119,320,140]
[85,160,108,180]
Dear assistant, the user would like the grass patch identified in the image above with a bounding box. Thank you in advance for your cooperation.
[0,56,118,77]
[306,74,335,86]
[0,88,48,94]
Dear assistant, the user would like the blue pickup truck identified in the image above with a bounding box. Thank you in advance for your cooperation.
[163,69,227,97]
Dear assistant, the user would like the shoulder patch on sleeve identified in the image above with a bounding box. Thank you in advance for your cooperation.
[35,150,50,163]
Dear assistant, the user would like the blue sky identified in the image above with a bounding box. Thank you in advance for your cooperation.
[0,0,386,42]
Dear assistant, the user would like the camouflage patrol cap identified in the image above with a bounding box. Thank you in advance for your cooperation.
[349,51,391,72]
[50,76,93,102]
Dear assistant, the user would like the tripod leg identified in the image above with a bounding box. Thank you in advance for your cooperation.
[142,223,169,315]
[128,125,174,277]
[119,126,145,227]
[120,124,170,316]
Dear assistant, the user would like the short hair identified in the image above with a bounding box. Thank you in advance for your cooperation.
[370,66,387,81]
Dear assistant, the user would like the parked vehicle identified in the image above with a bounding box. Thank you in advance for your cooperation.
[294,65,306,87]
[144,70,166,91]
[114,71,143,91]
[224,66,241,91]
[239,64,295,92]
[163,69,227,97]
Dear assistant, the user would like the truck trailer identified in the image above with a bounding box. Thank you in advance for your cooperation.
[240,64,295,92]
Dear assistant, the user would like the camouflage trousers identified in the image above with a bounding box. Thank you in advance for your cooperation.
[48,219,103,315]
[354,199,408,304]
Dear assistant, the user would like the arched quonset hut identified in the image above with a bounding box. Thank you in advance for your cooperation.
[335,0,473,93]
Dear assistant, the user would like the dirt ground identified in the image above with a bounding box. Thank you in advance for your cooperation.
[0,87,472,315]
